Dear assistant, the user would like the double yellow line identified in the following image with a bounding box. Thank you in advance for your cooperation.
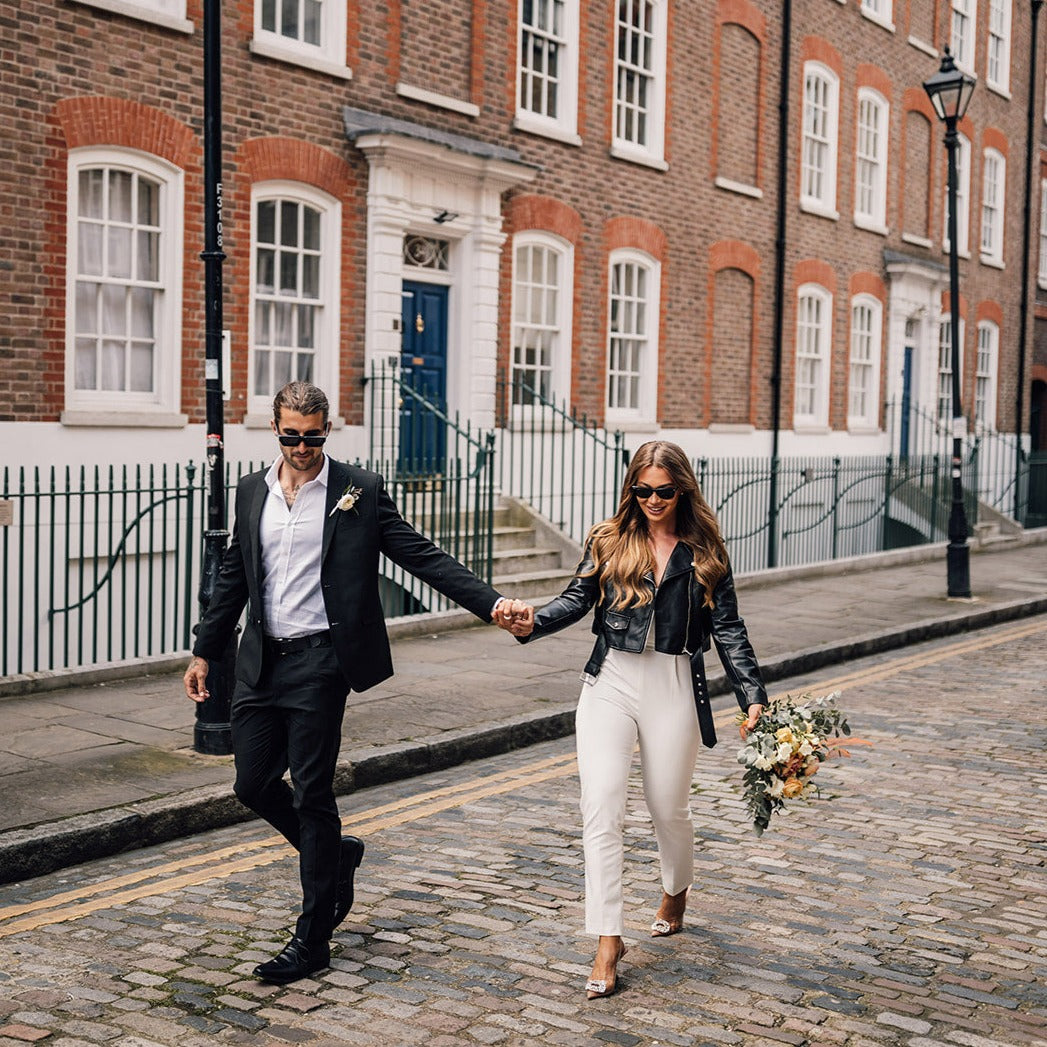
[1,616,1042,938]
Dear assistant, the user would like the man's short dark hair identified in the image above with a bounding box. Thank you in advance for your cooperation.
[273,382,329,426]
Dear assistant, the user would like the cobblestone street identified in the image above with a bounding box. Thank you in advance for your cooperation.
[1,618,1045,1047]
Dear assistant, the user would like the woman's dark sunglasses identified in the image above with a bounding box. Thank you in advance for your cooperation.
[276,432,328,447]
[631,484,678,500]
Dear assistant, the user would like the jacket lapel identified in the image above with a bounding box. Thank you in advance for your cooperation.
[661,542,695,582]
[322,458,349,565]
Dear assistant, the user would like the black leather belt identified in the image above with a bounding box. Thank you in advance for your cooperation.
[264,630,332,656]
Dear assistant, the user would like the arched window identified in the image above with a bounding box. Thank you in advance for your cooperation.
[855,89,889,232]
[943,132,971,255]
[975,320,999,430]
[613,0,669,167]
[249,182,340,411]
[980,148,1005,265]
[848,295,882,429]
[510,232,574,406]
[794,284,832,428]
[937,315,966,422]
[606,249,660,421]
[66,148,183,416]
[801,62,839,217]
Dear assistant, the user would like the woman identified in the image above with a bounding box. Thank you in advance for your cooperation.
[502,441,765,999]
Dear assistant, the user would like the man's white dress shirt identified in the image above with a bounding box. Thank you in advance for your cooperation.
[260,455,330,639]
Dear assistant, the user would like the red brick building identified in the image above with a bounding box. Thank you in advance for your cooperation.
[1,0,1042,476]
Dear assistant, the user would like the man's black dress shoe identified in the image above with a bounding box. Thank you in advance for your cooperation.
[253,936,330,984]
[333,835,365,928]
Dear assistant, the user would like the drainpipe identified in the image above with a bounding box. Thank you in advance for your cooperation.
[1015,0,1044,521]
[767,0,792,568]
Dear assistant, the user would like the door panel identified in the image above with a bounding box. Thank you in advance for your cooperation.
[399,282,448,474]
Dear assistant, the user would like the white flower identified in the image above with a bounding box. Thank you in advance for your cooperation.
[753,754,774,772]
[329,483,363,517]
[768,777,785,798]
[775,742,793,763]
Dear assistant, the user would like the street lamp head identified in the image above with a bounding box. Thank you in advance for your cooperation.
[923,47,976,124]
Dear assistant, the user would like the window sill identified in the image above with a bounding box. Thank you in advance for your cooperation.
[986,82,1011,101]
[249,36,352,80]
[854,216,889,236]
[792,422,830,435]
[979,254,1005,270]
[398,82,479,118]
[846,423,880,436]
[901,232,934,249]
[605,417,659,434]
[860,12,895,33]
[908,36,938,59]
[609,143,669,172]
[66,0,193,32]
[799,199,839,222]
[708,423,755,434]
[512,114,582,147]
[61,410,189,428]
[714,176,762,200]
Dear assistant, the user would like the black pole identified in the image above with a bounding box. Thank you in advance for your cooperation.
[944,119,972,598]
[194,0,235,754]
[1015,0,1044,521]
[767,0,792,569]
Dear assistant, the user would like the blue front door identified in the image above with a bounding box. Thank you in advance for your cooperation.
[900,345,914,460]
[399,281,448,474]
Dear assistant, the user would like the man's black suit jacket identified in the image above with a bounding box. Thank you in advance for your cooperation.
[192,458,502,693]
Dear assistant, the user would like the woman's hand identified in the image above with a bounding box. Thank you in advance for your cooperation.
[495,598,534,637]
[739,703,764,739]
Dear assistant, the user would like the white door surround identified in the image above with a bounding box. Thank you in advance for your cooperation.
[345,109,538,432]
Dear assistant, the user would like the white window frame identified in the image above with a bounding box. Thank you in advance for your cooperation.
[860,0,895,31]
[986,0,1011,95]
[251,0,351,80]
[509,231,574,412]
[794,284,832,430]
[854,89,889,233]
[65,147,184,420]
[68,0,192,33]
[848,295,882,430]
[247,181,341,419]
[1038,178,1047,288]
[605,249,660,425]
[943,132,972,257]
[937,314,965,423]
[515,0,581,145]
[611,0,669,170]
[800,62,840,220]
[979,148,1005,266]
[951,0,977,73]
[974,320,998,430]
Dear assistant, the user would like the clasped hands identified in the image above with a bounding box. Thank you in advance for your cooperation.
[493,598,534,637]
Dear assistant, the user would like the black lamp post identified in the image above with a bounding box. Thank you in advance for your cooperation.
[194,0,235,754]
[923,48,976,599]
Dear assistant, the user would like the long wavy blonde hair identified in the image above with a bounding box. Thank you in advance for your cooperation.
[583,441,729,610]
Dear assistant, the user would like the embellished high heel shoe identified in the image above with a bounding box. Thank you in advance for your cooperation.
[585,941,628,999]
[651,885,690,937]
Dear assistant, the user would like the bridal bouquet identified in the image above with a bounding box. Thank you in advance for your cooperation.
[736,691,869,836]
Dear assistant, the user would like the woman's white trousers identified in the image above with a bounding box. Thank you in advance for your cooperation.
[574,646,701,936]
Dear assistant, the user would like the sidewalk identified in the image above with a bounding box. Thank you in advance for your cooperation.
[2,534,1045,885]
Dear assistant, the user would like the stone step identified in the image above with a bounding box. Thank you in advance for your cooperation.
[490,567,578,599]
[491,547,564,576]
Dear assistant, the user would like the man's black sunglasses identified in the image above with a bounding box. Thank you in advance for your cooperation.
[631,484,678,500]
[276,431,328,447]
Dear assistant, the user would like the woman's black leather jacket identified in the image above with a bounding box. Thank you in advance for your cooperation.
[520,540,766,747]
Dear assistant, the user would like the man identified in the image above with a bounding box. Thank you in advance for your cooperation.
[184,381,521,984]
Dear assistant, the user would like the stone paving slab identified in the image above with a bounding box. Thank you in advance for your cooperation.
[0,537,1045,884]
[0,623,1045,1044]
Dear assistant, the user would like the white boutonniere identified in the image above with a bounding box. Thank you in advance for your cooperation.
[329,483,363,517]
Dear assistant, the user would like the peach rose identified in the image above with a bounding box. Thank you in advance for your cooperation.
[782,777,805,798]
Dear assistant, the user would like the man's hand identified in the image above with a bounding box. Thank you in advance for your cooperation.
[493,598,535,637]
[184,656,210,703]
[739,703,764,739]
